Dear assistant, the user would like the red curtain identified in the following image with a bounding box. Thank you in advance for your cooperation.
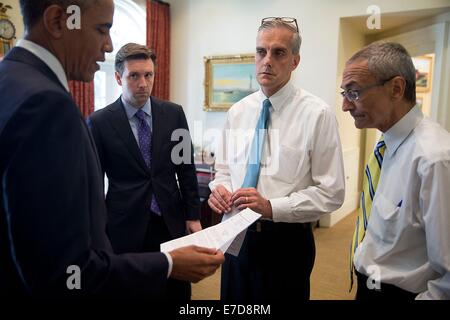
[147,0,170,100]
[69,80,95,118]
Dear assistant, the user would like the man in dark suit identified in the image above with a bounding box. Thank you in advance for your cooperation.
[88,43,202,300]
[0,0,223,298]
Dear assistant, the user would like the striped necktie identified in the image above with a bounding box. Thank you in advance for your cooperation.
[241,99,271,188]
[349,136,386,289]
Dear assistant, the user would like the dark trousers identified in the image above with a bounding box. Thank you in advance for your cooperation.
[221,220,315,301]
[144,213,191,301]
[355,270,416,300]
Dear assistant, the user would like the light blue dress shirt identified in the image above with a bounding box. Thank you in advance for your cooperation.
[121,96,153,146]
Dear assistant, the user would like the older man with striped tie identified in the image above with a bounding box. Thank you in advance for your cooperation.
[342,41,450,300]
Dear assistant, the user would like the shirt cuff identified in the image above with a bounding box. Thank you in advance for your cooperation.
[163,252,173,278]
[269,196,291,222]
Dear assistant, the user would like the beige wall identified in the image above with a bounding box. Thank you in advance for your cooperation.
[336,19,366,155]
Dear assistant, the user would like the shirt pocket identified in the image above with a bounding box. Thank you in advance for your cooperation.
[271,144,303,184]
[368,192,401,245]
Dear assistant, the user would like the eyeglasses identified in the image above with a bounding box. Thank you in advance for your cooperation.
[340,76,397,102]
[261,17,299,32]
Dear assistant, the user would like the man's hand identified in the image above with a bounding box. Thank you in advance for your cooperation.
[231,188,273,219]
[186,220,202,234]
[169,246,225,283]
[208,184,232,215]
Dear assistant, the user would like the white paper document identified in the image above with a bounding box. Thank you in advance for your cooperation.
[160,208,261,255]
[222,229,247,256]
[218,206,247,256]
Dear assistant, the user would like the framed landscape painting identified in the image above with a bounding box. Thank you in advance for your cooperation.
[412,56,433,93]
[204,54,258,111]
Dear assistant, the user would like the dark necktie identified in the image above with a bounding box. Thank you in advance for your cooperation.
[135,109,161,215]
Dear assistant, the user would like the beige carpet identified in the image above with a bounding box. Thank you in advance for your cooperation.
[192,211,357,300]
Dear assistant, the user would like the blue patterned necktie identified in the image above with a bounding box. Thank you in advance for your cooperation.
[242,99,271,188]
[135,109,161,215]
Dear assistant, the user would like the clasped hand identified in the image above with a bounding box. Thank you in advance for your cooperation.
[208,185,272,219]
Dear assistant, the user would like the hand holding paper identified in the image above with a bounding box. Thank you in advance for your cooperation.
[169,246,224,283]
[161,208,261,255]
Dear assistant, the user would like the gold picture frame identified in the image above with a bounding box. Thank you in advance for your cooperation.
[204,54,258,111]
[412,55,433,93]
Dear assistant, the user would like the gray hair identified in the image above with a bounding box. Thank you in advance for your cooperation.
[20,0,98,30]
[258,20,302,55]
[347,41,416,104]
[115,43,157,76]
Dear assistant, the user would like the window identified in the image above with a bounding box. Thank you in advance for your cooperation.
[94,0,146,111]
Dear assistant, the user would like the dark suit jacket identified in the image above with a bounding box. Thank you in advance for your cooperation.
[0,47,168,298]
[87,97,200,254]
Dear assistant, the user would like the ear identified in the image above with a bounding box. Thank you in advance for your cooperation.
[42,5,67,39]
[115,71,123,86]
[292,54,300,71]
[390,76,406,101]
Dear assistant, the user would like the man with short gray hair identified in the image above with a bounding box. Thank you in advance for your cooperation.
[342,41,450,300]
[209,17,345,300]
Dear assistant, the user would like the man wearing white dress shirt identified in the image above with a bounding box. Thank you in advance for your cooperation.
[208,17,345,300]
[342,41,450,300]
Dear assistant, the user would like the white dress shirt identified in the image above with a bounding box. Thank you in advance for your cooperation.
[354,106,450,300]
[16,39,70,92]
[210,80,345,223]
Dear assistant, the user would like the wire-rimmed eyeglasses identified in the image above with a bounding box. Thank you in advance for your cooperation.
[340,76,397,102]
[261,17,299,32]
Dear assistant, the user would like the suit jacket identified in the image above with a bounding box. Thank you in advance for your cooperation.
[0,47,168,298]
[87,97,200,254]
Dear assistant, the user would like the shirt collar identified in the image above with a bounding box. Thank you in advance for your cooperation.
[384,105,424,156]
[121,96,152,120]
[17,39,70,92]
[259,80,295,112]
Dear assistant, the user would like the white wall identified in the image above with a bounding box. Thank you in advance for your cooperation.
[169,0,341,143]
[168,0,450,148]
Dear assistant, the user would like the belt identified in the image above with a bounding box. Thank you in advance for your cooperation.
[248,220,311,233]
